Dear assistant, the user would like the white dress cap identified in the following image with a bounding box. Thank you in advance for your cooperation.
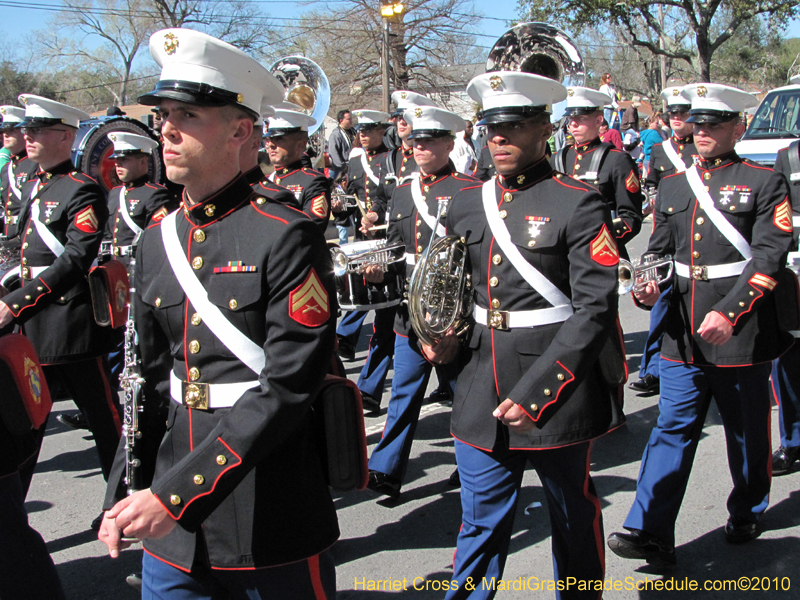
[352,109,390,129]
[265,109,317,137]
[0,105,25,128]
[405,106,464,139]
[660,86,691,110]
[390,90,438,117]
[107,132,159,157]
[683,83,758,123]
[467,72,566,124]
[18,94,90,129]
[562,86,613,116]
[139,28,284,117]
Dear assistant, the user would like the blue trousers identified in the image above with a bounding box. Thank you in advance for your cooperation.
[356,307,396,401]
[368,333,457,480]
[0,472,65,600]
[772,339,800,449]
[624,358,772,545]
[336,310,366,348]
[142,550,336,600]
[637,286,671,379]
[446,441,604,600]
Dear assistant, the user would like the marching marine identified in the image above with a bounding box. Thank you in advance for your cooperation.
[0,105,37,238]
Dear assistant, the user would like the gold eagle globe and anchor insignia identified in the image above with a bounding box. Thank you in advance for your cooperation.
[567,88,574,96]
[696,85,707,97]
[414,107,422,117]
[164,32,179,55]
[489,75,503,90]
[672,89,680,96]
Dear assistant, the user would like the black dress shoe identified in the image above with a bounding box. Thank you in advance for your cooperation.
[772,445,800,475]
[724,517,758,543]
[447,468,460,487]
[367,470,401,499]
[337,338,356,362]
[629,374,660,394]
[607,529,676,567]
[90,512,105,532]
[360,392,381,413]
[428,386,453,404]
[57,412,89,430]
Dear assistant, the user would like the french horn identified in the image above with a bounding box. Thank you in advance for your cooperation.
[269,56,331,164]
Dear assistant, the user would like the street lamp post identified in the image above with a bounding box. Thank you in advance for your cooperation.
[380,2,404,113]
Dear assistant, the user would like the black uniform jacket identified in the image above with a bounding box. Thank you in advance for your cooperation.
[774,146,800,249]
[379,145,417,207]
[473,145,496,182]
[649,152,793,366]
[552,137,643,255]
[446,158,623,451]
[645,134,697,190]
[245,165,304,214]
[1,152,37,237]
[4,161,114,363]
[107,176,177,262]
[270,159,332,234]
[388,164,477,335]
[103,174,339,570]
[343,146,389,233]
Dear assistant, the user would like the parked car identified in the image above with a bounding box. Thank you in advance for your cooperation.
[735,75,800,167]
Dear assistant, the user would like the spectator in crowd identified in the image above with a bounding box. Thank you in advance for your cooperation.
[328,109,355,182]
[450,118,478,174]
[621,97,640,132]
[600,118,623,150]
[639,115,664,177]
[599,72,620,129]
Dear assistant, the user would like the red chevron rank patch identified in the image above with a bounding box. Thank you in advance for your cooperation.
[75,206,99,233]
[289,268,329,327]
[590,224,619,266]
[774,199,793,232]
[625,170,640,193]
[311,194,328,218]
[152,207,169,223]
[749,273,777,291]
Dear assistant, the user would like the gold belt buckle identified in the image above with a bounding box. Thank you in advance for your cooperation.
[182,381,210,410]
[488,309,509,330]
[690,265,708,281]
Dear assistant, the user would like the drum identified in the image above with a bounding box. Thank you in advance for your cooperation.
[72,116,163,194]
[334,240,403,311]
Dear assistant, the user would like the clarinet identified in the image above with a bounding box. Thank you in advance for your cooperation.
[120,233,144,498]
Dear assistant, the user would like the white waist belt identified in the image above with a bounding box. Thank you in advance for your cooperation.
[473,303,573,330]
[170,371,259,409]
[675,260,749,280]
[404,253,416,266]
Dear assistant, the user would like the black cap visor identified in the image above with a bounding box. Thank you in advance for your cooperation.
[354,122,388,132]
[562,106,602,118]
[686,110,741,124]
[476,106,548,126]
[110,149,150,159]
[264,127,304,138]
[139,80,257,118]
[0,121,23,131]
[18,117,66,129]
[407,129,454,140]
[666,104,691,114]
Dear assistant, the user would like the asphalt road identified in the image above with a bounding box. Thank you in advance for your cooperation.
[26,222,800,599]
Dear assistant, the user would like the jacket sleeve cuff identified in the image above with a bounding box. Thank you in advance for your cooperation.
[515,361,575,423]
[714,273,776,327]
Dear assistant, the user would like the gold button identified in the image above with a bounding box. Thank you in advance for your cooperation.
[703,172,711,180]
[557,373,564,381]
[155,297,162,307]
[416,232,422,239]
[503,192,512,202]
[730,205,736,211]
[397,213,403,219]
[530,404,538,412]
[256,197,265,205]
[24,295,30,300]
[401,166,406,172]
[193,230,206,243]
[696,217,704,225]
[694,233,701,241]
[679,145,684,150]
[417,245,423,253]
[416,219,422,226]
[21,258,26,265]
[403,157,408,163]
[193,475,205,485]
[188,340,200,354]
[216,455,227,465]
[489,277,498,287]
[45,219,50,223]
[491,298,500,308]
[170,494,181,505]
[37,286,43,291]
[577,154,583,160]
[26,228,32,234]
[275,178,281,185]
[749,291,755,296]
[22,243,28,249]
[492,254,502,265]
[424,185,430,192]
[692,251,700,259]
[191,313,202,325]
[528,240,536,247]
[728,312,735,318]
[189,367,200,381]
[739,302,745,307]
[229,299,238,310]
[499,210,507,219]
[204,204,215,217]
[12,304,19,309]
[667,207,673,212]
[192,256,203,269]
[544,389,552,396]
[704,186,710,192]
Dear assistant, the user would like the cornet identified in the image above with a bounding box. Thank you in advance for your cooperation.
[618,255,674,295]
